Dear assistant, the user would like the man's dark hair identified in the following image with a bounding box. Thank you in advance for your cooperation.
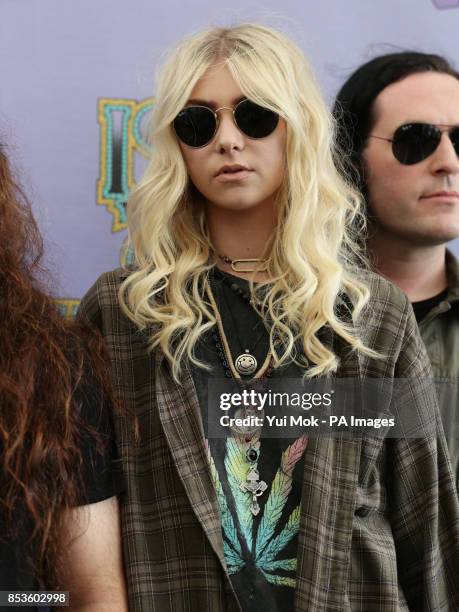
[333,52,459,199]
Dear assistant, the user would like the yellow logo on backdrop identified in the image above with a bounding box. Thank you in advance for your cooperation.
[57,97,154,318]
[97,97,154,232]
[55,299,81,320]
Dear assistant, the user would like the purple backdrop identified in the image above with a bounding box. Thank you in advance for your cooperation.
[1,0,458,309]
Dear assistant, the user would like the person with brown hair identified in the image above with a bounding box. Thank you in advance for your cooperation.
[0,141,128,610]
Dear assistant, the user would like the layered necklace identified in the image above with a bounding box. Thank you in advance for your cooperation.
[206,273,272,379]
[217,252,268,274]
[206,272,272,515]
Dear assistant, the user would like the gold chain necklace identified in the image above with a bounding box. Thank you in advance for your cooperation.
[217,253,268,273]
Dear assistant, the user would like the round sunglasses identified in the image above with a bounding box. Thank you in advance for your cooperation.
[173,98,279,148]
[370,122,459,165]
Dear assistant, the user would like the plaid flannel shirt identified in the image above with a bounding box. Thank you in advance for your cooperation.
[79,268,459,612]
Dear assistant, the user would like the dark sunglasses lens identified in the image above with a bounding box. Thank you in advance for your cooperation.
[235,100,279,138]
[451,127,459,156]
[392,123,441,165]
[173,107,216,147]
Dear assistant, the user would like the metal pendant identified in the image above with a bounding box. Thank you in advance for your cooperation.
[235,352,257,375]
[240,468,268,516]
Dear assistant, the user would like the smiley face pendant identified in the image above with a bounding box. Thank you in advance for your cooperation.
[235,352,257,375]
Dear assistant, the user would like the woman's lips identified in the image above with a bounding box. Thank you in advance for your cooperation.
[215,169,254,183]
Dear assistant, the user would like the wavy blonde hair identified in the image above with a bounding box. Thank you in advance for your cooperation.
[120,23,376,381]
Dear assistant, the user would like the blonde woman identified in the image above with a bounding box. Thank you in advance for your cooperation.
[79,24,459,611]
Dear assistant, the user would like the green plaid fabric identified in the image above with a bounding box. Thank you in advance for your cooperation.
[419,251,459,490]
[78,268,459,611]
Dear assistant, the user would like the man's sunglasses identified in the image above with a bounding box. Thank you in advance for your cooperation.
[370,122,459,165]
[173,98,279,148]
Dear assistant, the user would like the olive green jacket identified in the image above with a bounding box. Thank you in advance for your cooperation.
[419,250,459,491]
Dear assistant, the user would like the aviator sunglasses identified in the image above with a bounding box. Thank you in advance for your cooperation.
[173,98,279,148]
[370,122,459,165]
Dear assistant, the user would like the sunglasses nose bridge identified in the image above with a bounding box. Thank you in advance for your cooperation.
[213,106,239,133]
[212,106,245,150]
[214,105,235,115]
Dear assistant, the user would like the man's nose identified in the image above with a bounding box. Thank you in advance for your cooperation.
[213,109,245,154]
[430,132,459,176]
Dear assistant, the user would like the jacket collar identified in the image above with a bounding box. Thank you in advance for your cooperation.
[415,250,459,328]
[154,350,227,566]
[445,250,459,304]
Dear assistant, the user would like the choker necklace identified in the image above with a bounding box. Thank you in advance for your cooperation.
[218,253,268,273]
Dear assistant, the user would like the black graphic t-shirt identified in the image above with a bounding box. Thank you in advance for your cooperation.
[192,269,307,612]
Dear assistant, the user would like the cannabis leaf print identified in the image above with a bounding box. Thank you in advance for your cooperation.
[225,437,255,551]
[208,435,307,586]
[208,443,245,572]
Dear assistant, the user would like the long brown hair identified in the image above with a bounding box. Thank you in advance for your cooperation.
[0,142,113,584]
